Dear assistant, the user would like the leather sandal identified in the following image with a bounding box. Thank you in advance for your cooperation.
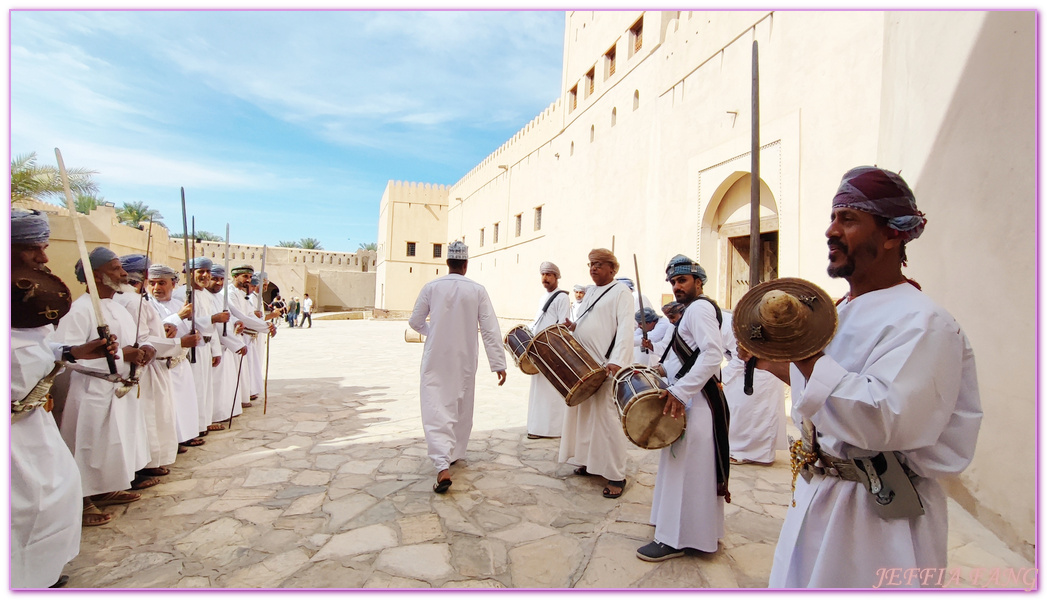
[82,504,112,527]
[180,437,205,447]
[177,445,188,454]
[603,479,626,499]
[130,475,161,490]
[433,478,453,494]
[91,490,141,506]
[574,466,592,476]
[206,423,226,432]
[140,466,170,477]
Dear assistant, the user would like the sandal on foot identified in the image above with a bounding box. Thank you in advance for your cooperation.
[433,478,453,494]
[140,466,170,477]
[603,479,626,499]
[180,437,205,447]
[574,466,592,476]
[82,504,112,527]
[206,423,226,432]
[130,476,161,490]
[91,490,141,507]
[177,445,188,454]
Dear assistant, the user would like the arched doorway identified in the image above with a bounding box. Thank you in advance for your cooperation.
[263,281,280,306]
[703,173,779,310]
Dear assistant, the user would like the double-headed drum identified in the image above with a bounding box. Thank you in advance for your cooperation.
[404,328,426,343]
[504,325,539,375]
[527,324,607,406]
[612,364,685,449]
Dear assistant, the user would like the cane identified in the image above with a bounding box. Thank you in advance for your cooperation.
[228,352,246,428]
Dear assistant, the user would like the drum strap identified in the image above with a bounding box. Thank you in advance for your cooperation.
[574,283,619,322]
[541,289,568,315]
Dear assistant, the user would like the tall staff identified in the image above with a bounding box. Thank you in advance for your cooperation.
[129,219,155,384]
[55,148,118,375]
[180,188,196,364]
[223,223,231,336]
[633,254,649,355]
[744,40,761,395]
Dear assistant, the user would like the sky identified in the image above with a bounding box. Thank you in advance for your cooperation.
[10,9,566,253]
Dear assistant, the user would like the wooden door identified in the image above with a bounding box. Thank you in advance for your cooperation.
[726,231,778,309]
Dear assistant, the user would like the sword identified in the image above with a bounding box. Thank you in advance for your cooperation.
[744,40,761,396]
[257,245,267,313]
[180,188,196,364]
[55,148,118,376]
[129,219,154,385]
[633,254,649,354]
[223,223,230,337]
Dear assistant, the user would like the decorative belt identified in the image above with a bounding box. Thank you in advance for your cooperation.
[166,354,188,369]
[244,330,259,338]
[203,335,212,343]
[11,362,62,423]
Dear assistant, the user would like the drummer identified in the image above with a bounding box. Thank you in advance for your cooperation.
[526,262,570,440]
[560,249,634,499]
[636,255,727,562]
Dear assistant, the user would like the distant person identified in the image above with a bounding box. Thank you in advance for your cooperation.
[300,294,313,328]
[662,302,685,325]
[526,261,569,439]
[288,296,300,328]
[571,284,587,319]
[409,241,506,494]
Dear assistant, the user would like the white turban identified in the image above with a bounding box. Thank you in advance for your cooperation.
[539,261,560,278]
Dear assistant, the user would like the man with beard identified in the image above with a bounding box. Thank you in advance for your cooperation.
[571,284,586,319]
[206,264,247,425]
[409,241,507,494]
[754,167,982,587]
[177,258,227,436]
[147,264,205,450]
[228,265,277,409]
[636,255,726,561]
[560,249,634,499]
[114,255,181,490]
[525,261,570,439]
[11,210,114,585]
[54,247,153,525]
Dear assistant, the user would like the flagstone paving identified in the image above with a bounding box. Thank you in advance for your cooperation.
[64,319,1033,589]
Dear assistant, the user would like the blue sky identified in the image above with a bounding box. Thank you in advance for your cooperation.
[10,10,566,253]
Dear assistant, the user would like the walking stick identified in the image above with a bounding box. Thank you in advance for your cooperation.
[263,330,271,414]
[228,352,245,428]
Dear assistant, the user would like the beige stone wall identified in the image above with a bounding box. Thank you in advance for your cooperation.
[374,181,449,311]
[381,11,1036,556]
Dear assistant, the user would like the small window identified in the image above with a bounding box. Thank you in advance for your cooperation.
[355,257,359,265]
[480,228,485,247]
[585,67,595,97]
[515,214,522,237]
[569,85,578,111]
[570,141,575,156]
[630,17,643,53]
[211,252,215,258]
[407,242,416,257]
[633,90,640,111]
[534,207,543,231]
[493,223,499,244]
[590,125,595,142]
[611,107,617,126]
[433,243,442,258]
[606,45,616,78]
[311,255,315,263]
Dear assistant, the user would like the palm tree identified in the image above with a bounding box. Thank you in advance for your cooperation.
[172,231,222,242]
[299,238,323,250]
[358,242,377,251]
[75,194,101,214]
[11,152,98,204]
[116,201,164,228]
[277,240,302,248]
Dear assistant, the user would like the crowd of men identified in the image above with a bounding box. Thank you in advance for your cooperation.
[11,210,278,588]
[408,166,983,587]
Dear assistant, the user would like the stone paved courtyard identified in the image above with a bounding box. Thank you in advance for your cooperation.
[63,319,1033,590]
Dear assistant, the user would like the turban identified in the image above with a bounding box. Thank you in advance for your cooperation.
[662,302,684,316]
[250,274,260,286]
[231,264,254,276]
[185,257,213,272]
[539,261,561,278]
[210,264,226,278]
[616,277,634,291]
[587,248,619,275]
[573,284,586,293]
[11,209,50,245]
[258,271,268,280]
[635,307,658,324]
[149,264,178,280]
[120,254,150,279]
[74,247,119,283]
[447,240,469,260]
[665,254,707,284]
[833,166,926,241]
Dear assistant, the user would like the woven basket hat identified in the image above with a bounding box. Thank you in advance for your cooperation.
[732,278,838,362]
[12,267,72,329]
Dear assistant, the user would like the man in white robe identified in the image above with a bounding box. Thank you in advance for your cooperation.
[10,209,113,584]
[720,310,786,465]
[148,264,204,449]
[755,167,982,587]
[207,265,247,426]
[617,277,653,314]
[179,258,226,435]
[571,284,586,319]
[559,248,634,499]
[526,261,570,439]
[636,255,726,561]
[409,241,507,494]
[54,247,153,521]
[114,254,181,487]
[633,307,672,367]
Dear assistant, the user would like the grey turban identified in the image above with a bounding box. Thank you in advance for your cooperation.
[539,261,561,278]
[120,254,150,282]
[250,274,260,286]
[635,307,658,324]
[833,166,926,241]
[11,209,50,245]
[74,247,119,283]
[185,257,213,272]
[210,264,226,278]
[665,255,707,284]
[573,284,586,292]
[616,277,635,291]
[148,264,178,280]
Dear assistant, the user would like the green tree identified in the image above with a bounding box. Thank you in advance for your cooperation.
[357,242,377,251]
[116,200,164,228]
[299,237,323,250]
[277,240,302,248]
[11,152,98,204]
[172,231,222,242]
[75,194,101,215]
